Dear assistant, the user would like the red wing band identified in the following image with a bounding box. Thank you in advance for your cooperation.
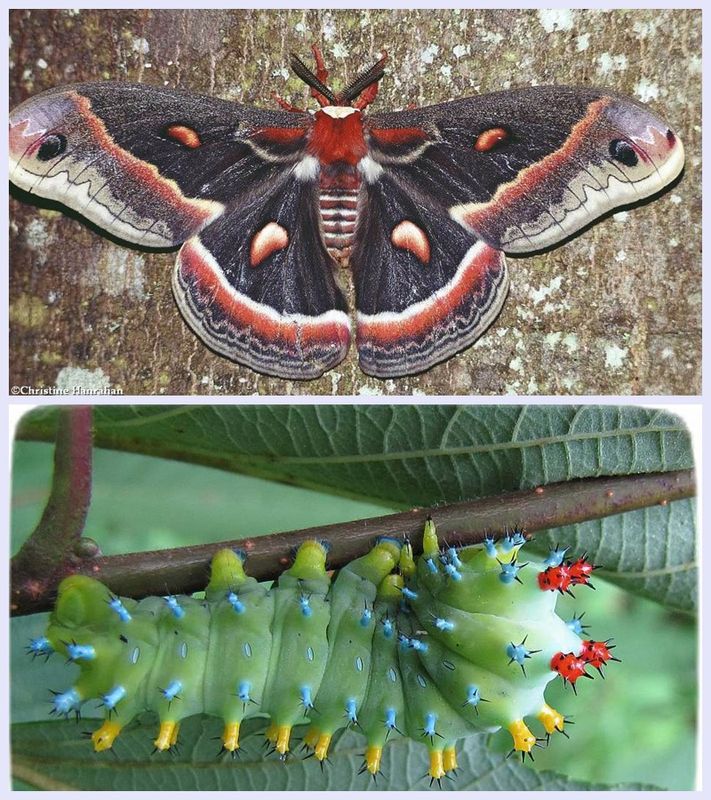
[174,237,352,380]
[9,91,224,247]
[451,97,685,253]
[356,242,508,378]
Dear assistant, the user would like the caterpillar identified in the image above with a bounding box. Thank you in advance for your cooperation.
[29,520,617,784]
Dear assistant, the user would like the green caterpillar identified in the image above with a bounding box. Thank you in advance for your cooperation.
[30,520,616,783]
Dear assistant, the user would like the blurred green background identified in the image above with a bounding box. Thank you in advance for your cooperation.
[11,439,697,789]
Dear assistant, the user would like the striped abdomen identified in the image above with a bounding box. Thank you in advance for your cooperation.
[319,188,359,260]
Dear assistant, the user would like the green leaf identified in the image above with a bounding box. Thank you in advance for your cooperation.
[11,717,657,791]
[528,498,697,613]
[16,405,696,611]
[17,406,692,506]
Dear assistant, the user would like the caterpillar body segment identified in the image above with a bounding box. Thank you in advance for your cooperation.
[38,522,614,783]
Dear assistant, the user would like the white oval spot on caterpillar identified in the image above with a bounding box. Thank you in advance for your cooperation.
[388,667,398,683]
[293,155,320,181]
[391,220,431,264]
[249,222,289,267]
[131,647,140,664]
[358,154,384,183]
[180,642,188,659]
[243,642,253,658]
[306,646,315,662]
[322,106,358,119]
[417,674,427,688]
[355,656,364,672]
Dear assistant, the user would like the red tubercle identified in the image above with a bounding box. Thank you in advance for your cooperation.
[550,651,591,687]
[537,564,573,594]
[538,554,597,593]
[579,639,618,670]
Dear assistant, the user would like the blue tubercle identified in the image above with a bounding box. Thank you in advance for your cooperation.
[434,617,455,632]
[300,685,314,710]
[425,557,438,574]
[484,535,497,558]
[66,642,96,662]
[423,712,437,737]
[27,636,54,658]
[345,698,358,723]
[544,545,569,568]
[566,612,589,636]
[464,685,481,707]
[443,563,462,581]
[51,687,82,716]
[409,638,428,653]
[164,596,185,620]
[401,587,418,600]
[506,637,540,674]
[384,707,397,730]
[510,529,528,546]
[382,618,395,639]
[238,680,252,703]
[360,607,373,626]
[101,685,126,710]
[446,547,462,568]
[108,596,131,622]
[498,557,526,584]
[227,591,246,614]
[299,595,312,617]
[160,680,182,701]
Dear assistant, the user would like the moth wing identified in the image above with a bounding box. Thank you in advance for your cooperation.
[9,82,312,248]
[367,85,684,253]
[174,170,351,380]
[351,172,508,378]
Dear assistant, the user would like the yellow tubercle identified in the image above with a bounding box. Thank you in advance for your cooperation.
[428,749,445,780]
[154,720,179,751]
[303,727,319,749]
[399,540,416,578]
[508,719,536,753]
[423,517,439,557]
[288,540,328,580]
[538,703,565,735]
[265,722,278,743]
[222,721,240,752]
[364,744,382,775]
[275,724,292,754]
[443,746,458,773]
[377,573,404,601]
[314,732,331,761]
[91,720,122,752]
[207,549,246,594]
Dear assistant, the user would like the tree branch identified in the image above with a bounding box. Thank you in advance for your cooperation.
[10,406,93,613]
[10,467,694,616]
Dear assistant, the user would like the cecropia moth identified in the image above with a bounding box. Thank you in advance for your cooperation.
[9,48,684,379]
[29,521,617,785]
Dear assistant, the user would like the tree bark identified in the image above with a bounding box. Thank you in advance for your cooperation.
[9,8,701,396]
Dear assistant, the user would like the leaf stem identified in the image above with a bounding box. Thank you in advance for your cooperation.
[10,467,694,615]
[10,406,93,614]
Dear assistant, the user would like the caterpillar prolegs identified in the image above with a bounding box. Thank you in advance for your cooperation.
[30,520,617,783]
